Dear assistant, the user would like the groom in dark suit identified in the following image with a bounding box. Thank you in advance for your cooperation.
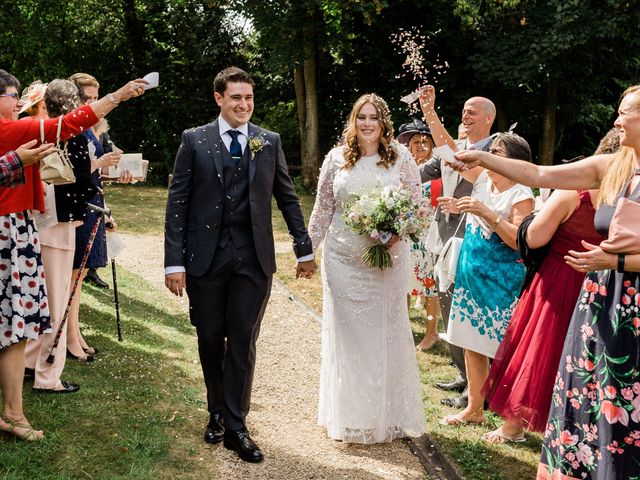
[164,67,316,462]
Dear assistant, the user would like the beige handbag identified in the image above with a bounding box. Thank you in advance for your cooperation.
[599,178,640,255]
[39,116,76,185]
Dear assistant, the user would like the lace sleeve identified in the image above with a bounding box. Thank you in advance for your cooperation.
[308,148,339,252]
[397,144,421,197]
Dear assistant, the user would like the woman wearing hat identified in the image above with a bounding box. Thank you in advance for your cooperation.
[397,119,442,351]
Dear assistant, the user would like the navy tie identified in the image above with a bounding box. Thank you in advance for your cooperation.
[228,130,242,165]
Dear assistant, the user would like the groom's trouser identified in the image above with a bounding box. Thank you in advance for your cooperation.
[186,242,272,431]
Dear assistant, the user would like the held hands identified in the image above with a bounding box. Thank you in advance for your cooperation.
[100,150,123,169]
[455,196,493,219]
[437,196,461,215]
[296,259,317,279]
[15,140,56,166]
[565,240,616,273]
[165,272,186,297]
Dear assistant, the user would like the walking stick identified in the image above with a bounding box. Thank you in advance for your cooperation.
[46,204,110,364]
[111,258,122,341]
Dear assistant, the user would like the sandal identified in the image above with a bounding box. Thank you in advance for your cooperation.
[416,335,439,352]
[439,413,486,426]
[0,414,43,442]
[481,428,526,444]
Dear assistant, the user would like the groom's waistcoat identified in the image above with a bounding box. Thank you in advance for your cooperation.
[218,142,252,249]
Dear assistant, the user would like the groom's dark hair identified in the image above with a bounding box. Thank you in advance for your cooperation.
[214,67,255,95]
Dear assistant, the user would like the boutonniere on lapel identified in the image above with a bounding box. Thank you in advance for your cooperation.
[248,133,270,160]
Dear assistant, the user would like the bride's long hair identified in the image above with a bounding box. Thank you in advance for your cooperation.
[341,93,397,170]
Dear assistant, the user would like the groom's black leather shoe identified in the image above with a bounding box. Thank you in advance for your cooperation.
[224,428,264,463]
[204,412,224,444]
[435,376,467,392]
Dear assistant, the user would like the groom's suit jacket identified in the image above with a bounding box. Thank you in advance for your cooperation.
[164,119,312,277]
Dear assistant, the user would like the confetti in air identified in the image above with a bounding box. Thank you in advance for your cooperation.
[390,27,448,114]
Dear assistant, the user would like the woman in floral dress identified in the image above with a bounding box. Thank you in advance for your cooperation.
[397,119,441,351]
[454,84,640,479]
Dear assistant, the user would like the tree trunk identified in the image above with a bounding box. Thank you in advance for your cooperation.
[540,80,558,165]
[294,63,307,172]
[300,45,320,188]
[121,0,146,74]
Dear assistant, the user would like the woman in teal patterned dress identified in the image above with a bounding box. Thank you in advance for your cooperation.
[453,84,640,479]
[439,133,534,425]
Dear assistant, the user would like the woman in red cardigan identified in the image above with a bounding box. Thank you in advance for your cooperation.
[0,68,146,441]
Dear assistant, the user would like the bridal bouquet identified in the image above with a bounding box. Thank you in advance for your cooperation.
[343,185,430,269]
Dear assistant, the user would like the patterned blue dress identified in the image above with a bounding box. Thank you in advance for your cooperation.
[446,171,533,358]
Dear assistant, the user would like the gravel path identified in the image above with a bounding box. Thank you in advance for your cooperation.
[117,233,426,479]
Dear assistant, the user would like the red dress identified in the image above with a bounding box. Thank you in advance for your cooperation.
[482,190,603,432]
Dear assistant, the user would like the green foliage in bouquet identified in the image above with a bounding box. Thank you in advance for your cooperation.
[342,184,430,269]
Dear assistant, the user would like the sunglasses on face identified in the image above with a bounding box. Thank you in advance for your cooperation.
[0,92,19,100]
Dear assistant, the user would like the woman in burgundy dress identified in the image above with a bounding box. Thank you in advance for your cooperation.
[481,189,603,442]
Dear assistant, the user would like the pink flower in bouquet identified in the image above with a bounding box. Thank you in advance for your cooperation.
[370,230,380,241]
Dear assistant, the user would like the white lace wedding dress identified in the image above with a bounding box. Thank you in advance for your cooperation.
[308,143,426,443]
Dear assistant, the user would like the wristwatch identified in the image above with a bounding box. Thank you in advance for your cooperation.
[106,93,119,106]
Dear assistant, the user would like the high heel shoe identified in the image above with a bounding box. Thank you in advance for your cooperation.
[67,349,95,362]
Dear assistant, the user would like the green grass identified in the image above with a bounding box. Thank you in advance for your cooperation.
[1,265,217,479]
[104,184,168,235]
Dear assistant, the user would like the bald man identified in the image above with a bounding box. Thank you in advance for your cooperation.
[418,87,496,408]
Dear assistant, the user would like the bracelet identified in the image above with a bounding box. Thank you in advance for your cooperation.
[106,93,119,106]
[617,253,626,273]
[493,216,503,230]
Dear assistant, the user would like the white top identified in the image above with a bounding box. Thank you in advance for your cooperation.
[468,170,534,238]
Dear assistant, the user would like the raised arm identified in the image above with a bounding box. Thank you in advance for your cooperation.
[419,85,483,184]
[308,149,338,252]
[419,86,457,151]
[9,79,148,148]
[454,150,608,190]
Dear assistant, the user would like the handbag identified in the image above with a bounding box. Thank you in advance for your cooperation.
[39,116,76,185]
[599,178,640,255]
[434,214,466,292]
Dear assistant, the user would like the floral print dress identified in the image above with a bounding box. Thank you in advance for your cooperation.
[446,171,533,358]
[0,211,51,349]
[538,184,640,480]
[409,182,437,298]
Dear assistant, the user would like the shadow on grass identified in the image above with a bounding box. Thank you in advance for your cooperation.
[82,278,194,338]
[0,269,214,480]
[429,430,540,480]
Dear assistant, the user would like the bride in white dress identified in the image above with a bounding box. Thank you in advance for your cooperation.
[308,94,426,443]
